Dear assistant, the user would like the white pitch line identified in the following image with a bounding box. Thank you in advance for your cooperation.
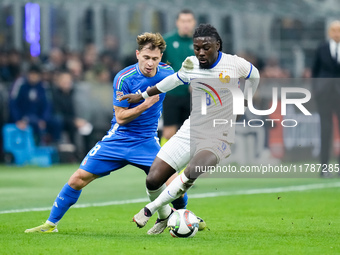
[1,182,340,215]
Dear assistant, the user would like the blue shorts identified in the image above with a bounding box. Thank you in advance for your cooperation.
[79,134,161,176]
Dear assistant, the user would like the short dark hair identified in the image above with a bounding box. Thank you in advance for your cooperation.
[177,9,195,20]
[193,24,223,51]
[28,65,41,74]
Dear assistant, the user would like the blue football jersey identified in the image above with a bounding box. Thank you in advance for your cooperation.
[111,62,174,137]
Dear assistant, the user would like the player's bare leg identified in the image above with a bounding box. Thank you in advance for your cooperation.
[160,125,178,146]
[133,157,175,230]
[147,157,187,204]
[134,150,216,230]
[25,169,98,233]
[146,157,177,191]
[68,168,98,190]
[165,172,178,185]
[144,157,190,234]
[146,167,188,235]
[148,150,218,212]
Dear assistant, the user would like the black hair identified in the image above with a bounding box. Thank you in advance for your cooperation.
[193,24,223,51]
[28,65,41,73]
[176,9,195,19]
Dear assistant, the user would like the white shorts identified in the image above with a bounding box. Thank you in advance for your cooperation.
[194,139,232,164]
[157,118,232,171]
[157,119,191,171]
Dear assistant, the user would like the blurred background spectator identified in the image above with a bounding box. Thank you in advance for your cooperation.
[9,65,60,145]
[52,70,94,160]
[312,20,340,177]
[0,82,7,162]
[45,48,66,73]
[86,66,113,148]
[160,9,196,146]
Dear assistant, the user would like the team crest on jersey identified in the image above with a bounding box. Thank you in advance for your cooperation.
[81,156,88,166]
[116,91,124,100]
[219,71,230,83]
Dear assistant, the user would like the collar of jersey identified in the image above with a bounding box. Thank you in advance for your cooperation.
[207,51,222,69]
[136,63,160,77]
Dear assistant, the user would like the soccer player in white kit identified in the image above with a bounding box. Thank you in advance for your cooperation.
[121,24,260,234]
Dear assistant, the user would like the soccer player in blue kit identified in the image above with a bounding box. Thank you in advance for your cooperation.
[25,32,188,234]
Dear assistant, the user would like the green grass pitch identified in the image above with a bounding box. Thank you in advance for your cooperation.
[0,164,339,255]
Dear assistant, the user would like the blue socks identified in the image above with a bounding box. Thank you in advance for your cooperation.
[171,192,188,210]
[47,183,187,224]
[48,183,82,224]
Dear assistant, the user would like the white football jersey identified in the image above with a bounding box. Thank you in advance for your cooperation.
[177,52,252,143]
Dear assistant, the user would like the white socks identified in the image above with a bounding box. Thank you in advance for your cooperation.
[46,220,56,226]
[146,173,194,216]
[146,184,172,219]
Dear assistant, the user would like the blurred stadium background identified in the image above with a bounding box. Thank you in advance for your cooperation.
[0,0,340,166]
[1,2,340,254]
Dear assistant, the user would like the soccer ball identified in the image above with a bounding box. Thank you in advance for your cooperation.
[167,209,199,238]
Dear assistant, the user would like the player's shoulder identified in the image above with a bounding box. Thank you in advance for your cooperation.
[221,52,240,60]
[116,64,138,78]
[157,62,174,78]
[221,52,249,65]
[114,64,138,90]
[158,62,174,72]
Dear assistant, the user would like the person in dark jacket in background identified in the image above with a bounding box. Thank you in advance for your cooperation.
[312,20,340,177]
[52,71,92,150]
[52,71,78,145]
[9,65,60,144]
[160,9,196,146]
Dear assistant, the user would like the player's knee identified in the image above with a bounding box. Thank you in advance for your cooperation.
[194,151,218,167]
[68,169,95,190]
[68,174,83,190]
[146,173,163,190]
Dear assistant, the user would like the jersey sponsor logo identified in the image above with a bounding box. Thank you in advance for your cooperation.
[116,91,124,100]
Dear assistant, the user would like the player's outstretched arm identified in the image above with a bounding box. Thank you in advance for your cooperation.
[115,95,160,125]
[119,86,162,104]
[120,72,188,103]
